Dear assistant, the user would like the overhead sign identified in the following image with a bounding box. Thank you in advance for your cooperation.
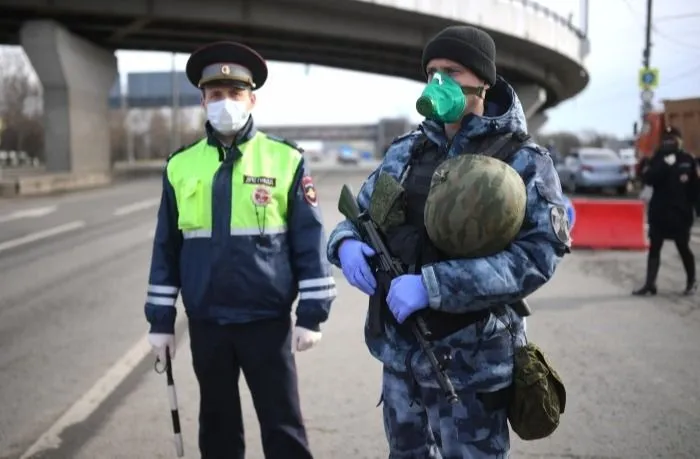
[639,67,659,89]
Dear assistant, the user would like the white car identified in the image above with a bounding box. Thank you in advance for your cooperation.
[618,148,638,180]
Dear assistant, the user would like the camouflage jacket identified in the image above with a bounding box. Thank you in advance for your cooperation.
[326,77,571,388]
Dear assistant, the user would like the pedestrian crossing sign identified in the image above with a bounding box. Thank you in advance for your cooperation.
[639,68,659,90]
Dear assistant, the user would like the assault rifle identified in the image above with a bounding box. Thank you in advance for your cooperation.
[338,184,459,405]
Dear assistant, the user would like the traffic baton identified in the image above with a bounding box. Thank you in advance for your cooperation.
[155,348,184,457]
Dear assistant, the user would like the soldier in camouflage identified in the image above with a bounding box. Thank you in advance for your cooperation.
[327,25,571,458]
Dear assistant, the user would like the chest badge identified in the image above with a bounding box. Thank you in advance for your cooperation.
[252,186,271,207]
[680,174,689,183]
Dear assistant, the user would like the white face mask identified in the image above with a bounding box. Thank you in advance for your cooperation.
[206,99,250,135]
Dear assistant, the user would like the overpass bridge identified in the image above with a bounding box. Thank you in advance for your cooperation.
[258,119,415,153]
[0,0,590,176]
[104,72,414,151]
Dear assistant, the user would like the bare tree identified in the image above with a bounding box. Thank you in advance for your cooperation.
[178,109,204,148]
[149,109,170,159]
[579,130,619,149]
[109,109,128,163]
[0,47,44,160]
[540,130,624,158]
[539,131,582,155]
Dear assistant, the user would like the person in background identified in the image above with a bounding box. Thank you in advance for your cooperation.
[633,126,699,296]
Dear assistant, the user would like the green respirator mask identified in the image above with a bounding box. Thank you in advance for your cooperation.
[415,71,483,123]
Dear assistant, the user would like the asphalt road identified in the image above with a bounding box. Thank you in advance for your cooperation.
[0,172,698,459]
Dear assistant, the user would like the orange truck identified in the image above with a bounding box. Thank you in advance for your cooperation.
[636,97,700,159]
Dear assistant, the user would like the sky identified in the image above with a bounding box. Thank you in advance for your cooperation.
[11,0,700,138]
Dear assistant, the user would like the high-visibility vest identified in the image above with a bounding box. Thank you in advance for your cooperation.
[166,132,302,238]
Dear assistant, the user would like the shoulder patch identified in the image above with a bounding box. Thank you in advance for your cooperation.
[167,138,200,162]
[301,175,318,207]
[550,205,571,245]
[265,133,304,153]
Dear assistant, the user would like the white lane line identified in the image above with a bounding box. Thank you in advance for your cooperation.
[113,198,160,217]
[0,221,86,254]
[0,206,57,224]
[19,316,185,459]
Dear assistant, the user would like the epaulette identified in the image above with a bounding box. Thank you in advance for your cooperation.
[167,139,200,162]
[390,129,420,146]
[265,134,304,153]
[527,142,548,156]
[513,131,532,143]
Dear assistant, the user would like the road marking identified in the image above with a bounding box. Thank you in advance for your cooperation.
[18,317,183,459]
[0,206,57,224]
[0,221,86,254]
[113,198,160,217]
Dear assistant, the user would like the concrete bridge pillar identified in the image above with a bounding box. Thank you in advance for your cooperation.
[20,20,117,174]
[527,112,548,137]
[512,83,548,122]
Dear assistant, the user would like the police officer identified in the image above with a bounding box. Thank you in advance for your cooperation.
[633,126,699,296]
[144,41,336,459]
[326,26,570,458]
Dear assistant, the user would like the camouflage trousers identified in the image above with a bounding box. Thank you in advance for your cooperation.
[381,366,509,459]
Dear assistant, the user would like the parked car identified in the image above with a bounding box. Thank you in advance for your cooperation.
[617,147,638,181]
[336,147,359,164]
[557,147,630,195]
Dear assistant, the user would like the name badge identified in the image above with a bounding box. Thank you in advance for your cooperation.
[244,175,277,187]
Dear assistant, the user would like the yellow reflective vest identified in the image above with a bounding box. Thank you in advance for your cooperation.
[144,123,336,334]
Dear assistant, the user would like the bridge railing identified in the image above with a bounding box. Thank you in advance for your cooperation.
[503,0,586,39]
[354,0,590,63]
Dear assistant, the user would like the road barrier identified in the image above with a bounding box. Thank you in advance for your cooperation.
[569,198,648,250]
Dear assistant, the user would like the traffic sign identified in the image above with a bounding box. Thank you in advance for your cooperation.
[639,67,659,89]
[641,89,654,103]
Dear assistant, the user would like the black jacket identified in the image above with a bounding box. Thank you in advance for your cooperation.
[643,148,700,236]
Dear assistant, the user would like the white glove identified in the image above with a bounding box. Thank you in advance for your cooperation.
[148,333,176,362]
[292,326,322,352]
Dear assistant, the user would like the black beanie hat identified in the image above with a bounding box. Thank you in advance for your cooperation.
[421,26,497,86]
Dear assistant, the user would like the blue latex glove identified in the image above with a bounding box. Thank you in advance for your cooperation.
[386,274,429,324]
[338,239,377,295]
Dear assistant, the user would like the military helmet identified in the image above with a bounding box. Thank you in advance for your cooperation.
[424,154,527,258]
